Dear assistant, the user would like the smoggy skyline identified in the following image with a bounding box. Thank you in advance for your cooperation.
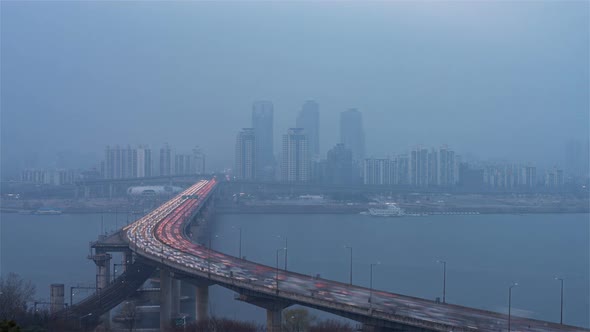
[1,1,588,176]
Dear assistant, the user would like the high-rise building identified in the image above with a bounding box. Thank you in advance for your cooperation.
[192,146,206,174]
[326,144,353,185]
[565,139,590,182]
[410,146,429,186]
[437,146,457,186]
[340,109,365,162]
[104,145,120,179]
[545,167,564,188]
[428,149,438,185]
[159,144,172,176]
[235,128,257,180]
[296,101,320,160]
[121,145,138,178]
[252,101,274,180]
[281,128,309,182]
[395,154,410,185]
[136,145,152,178]
[363,159,392,185]
[174,154,192,175]
[21,168,77,185]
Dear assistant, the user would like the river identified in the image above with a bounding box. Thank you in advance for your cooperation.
[1,212,588,328]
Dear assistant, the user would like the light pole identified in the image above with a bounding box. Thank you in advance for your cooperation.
[369,262,380,304]
[508,282,518,332]
[233,226,242,259]
[345,246,353,285]
[208,234,219,277]
[276,248,286,294]
[80,312,93,331]
[555,277,564,324]
[275,235,288,270]
[436,260,447,303]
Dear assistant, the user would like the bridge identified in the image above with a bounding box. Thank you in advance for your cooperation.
[56,178,588,332]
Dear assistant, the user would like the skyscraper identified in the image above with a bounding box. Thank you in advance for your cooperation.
[192,146,206,174]
[565,139,590,182]
[340,109,365,162]
[174,154,192,175]
[136,145,152,178]
[410,146,429,186]
[296,101,320,160]
[159,144,172,176]
[104,145,120,179]
[326,143,353,185]
[235,128,256,180]
[281,128,309,182]
[437,145,457,186]
[104,145,151,179]
[252,101,274,180]
[363,158,392,185]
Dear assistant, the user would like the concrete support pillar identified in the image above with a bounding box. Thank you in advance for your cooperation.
[49,284,64,314]
[84,186,90,199]
[91,251,111,291]
[266,306,283,332]
[235,294,290,332]
[90,251,111,329]
[195,284,209,322]
[160,270,172,331]
[171,279,181,316]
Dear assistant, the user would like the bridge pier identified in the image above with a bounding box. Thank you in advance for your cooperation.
[49,284,65,314]
[90,251,112,330]
[171,279,181,316]
[195,284,209,322]
[160,269,172,331]
[266,305,284,332]
[90,251,112,291]
[235,294,291,332]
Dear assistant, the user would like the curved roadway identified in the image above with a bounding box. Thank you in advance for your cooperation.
[124,179,586,332]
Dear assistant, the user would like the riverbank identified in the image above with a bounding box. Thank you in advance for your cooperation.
[215,203,589,215]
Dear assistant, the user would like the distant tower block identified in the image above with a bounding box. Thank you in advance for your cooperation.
[50,284,65,314]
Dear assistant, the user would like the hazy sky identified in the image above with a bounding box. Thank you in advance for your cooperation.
[1,1,588,175]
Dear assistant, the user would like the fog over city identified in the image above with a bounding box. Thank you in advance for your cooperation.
[1,2,589,332]
[1,1,588,175]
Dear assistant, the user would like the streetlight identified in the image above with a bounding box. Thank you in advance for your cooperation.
[369,262,380,304]
[436,260,447,303]
[276,248,287,294]
[275,235,288,270]
[232,226,242,259]
[508,282,518,332]
[344,246,353,285]
[80,312,93,331]
[208,234,220,277]
[555,277,564,324]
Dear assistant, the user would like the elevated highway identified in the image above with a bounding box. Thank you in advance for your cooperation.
[60,178,588,331]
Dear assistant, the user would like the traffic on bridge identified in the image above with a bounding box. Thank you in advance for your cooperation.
[124,179,586,332]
